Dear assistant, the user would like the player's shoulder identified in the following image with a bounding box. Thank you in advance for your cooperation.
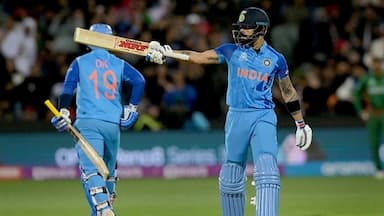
[83,50,125,62]
[264,43,285,58]
[215,43,238,56]
[263,43,287,65]
[216,42,237,50]
[111,54,125,62]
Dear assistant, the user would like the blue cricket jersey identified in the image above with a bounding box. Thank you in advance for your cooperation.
[214,42,289,110]
[61,49,145,124]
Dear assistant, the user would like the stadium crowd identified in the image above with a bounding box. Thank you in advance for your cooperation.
[0,0,383,131]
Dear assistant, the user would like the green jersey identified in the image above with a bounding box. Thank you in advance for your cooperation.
[353,73,384,113]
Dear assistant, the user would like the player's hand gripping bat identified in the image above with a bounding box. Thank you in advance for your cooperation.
[44,100,109,179]
[73,27,189,60]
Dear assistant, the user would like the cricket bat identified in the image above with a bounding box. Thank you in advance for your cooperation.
[44,100,109,179]
[73,27,190,60]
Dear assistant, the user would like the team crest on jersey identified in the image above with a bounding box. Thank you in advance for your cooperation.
[263,59,271,66]
[239,52,248,61]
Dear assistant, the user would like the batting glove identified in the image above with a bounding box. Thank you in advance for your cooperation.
[295,120,312,150]
[51,108,71,132]
[120,104,139,129]
[148,41,165,52]
[146,50,166,64]
[146,41,166,64]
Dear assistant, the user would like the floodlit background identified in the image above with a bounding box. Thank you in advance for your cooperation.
[0,0,384,215]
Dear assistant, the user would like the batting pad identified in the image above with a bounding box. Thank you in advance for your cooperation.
[219,163,246,216]
[254,153,280,216]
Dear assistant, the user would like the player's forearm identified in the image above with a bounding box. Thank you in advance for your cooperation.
[278,77,305,121]
[289,109,304,122]
[177,50,219,64]
[58,94,73,109]
[129,79,145,106]
[284,95,305,122]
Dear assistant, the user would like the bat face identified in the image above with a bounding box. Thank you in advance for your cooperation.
[74,27,149,56]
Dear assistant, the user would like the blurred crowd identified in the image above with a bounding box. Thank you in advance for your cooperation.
[0,0,384,131]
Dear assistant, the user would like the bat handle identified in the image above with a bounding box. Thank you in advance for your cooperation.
[44,100,61,117]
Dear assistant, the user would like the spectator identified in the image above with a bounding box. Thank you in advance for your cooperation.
[0,0,383,127]
[0,54,14,120]
[160,71,197,129]
[47,4,85,54]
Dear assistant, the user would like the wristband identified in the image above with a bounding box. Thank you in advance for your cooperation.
[285,100,301,113]
[295,120,305,128]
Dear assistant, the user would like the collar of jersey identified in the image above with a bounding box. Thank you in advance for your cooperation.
[253,41,267,54]
[91,48,109,53]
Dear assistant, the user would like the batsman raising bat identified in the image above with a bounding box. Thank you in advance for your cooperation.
[50,23,156,216]
[146,7,312,216]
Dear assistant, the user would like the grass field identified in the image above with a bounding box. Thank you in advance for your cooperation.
[0,176,383,216]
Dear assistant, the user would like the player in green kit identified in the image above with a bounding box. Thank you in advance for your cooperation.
[353,56,384,179]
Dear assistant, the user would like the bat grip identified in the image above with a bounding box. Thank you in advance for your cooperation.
[44,100,61,117]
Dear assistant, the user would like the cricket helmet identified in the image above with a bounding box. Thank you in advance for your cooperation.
[232,7,270,46]
[89,23,113,35]
[88,23,113,50]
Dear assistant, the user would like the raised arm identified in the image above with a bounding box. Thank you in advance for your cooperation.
[177,49,219,64]
[145,41,220,65]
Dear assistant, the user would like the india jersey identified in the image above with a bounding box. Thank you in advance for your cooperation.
[62,49,145,124]
[215,42,289,110]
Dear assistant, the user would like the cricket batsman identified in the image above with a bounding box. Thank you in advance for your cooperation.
[146,7,312,216]
[50,23,162,216]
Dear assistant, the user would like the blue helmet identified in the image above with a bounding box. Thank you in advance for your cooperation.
[88,23,113,50]
[89,23,113,35]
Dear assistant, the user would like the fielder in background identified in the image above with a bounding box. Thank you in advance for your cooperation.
[353,56,384,179]
[51,23,154,216]
[146,7,312,216]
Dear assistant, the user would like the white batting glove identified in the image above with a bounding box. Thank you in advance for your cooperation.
[146,50,165,64]
[148,41,174,53]
[60,108,71,123]
[51,108,71,132]
[146,41,166,64]
[120,104,139,129]
[148,41,165,52]
[163,44,173,53]
[295,120,312,151]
